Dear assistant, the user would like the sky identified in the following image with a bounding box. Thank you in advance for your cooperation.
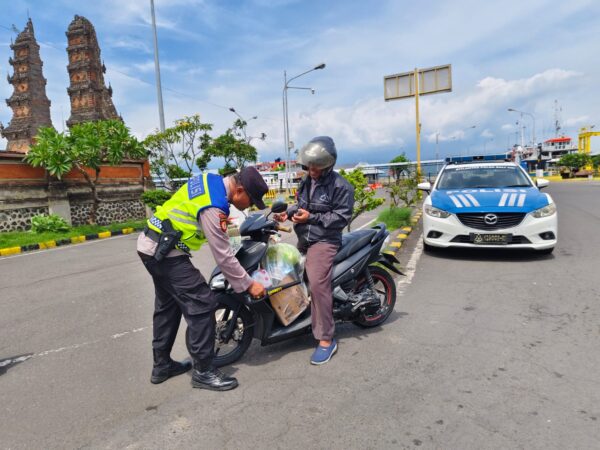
[0,0,599,165]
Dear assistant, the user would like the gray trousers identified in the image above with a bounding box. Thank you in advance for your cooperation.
[305,242,338,341]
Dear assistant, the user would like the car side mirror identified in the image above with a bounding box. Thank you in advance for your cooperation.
[417,182,432,192]
[536,179,549,189]
[271,200,288,214]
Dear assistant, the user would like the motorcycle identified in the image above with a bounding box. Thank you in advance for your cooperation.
[208,200,404,367]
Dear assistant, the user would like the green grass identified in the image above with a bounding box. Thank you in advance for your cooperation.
[0,219,147,249]
[376,207,413,230]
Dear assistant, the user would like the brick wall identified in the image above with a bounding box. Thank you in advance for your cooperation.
[0,151,151,231]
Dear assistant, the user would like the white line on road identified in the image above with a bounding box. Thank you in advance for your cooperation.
[0,326,150,368]
[356,218,376,230]
[396,232,423,295]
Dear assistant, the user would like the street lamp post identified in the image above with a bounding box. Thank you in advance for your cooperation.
[508,108,536,148]
[150,0,169,187]
[484,138,494,153]
[229,107,258,143]
[283,63,325,188]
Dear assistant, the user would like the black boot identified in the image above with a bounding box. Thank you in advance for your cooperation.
[151,350,192,384]
[191,359,238,391]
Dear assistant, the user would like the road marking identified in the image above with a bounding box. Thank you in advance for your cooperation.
[0,326,150,369]
[356,218,376,230]
[396,232,423,296]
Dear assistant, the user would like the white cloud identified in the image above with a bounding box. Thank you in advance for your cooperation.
[563,115,591,127]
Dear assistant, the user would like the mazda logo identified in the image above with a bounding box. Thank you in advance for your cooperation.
[484,214,498,225]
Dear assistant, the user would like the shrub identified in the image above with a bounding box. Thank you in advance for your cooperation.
[376,207,412,230]
[141,190,173,211]
[30,214,70,233]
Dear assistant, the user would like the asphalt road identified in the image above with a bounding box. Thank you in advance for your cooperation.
[1,182,599,449]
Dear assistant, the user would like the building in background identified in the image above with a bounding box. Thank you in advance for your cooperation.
[65,15,120,127]
[0,19,52,153]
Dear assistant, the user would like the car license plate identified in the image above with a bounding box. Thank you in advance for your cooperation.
[470,233,512,245]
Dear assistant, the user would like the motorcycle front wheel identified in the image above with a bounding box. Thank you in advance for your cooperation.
[353,265,397,328]
[213,303,253,367]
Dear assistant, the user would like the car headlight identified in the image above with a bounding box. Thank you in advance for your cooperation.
[530,203,556,218]
[209,273,228,290]
[424,205,451,219]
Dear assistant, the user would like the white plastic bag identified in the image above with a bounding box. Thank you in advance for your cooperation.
[262,243,304,286]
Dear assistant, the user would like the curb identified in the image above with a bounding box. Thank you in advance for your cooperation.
[0,227,139,257]
[382,208,422,257]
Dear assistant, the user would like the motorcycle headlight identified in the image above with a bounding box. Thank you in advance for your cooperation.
[209,273,228,290]
[531,203,556,218]
[424,205,451,219]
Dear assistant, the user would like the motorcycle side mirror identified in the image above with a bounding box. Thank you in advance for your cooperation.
[270,200,288,214]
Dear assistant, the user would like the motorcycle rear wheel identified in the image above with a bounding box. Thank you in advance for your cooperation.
[213,304,253,367]
[353,265,397,328]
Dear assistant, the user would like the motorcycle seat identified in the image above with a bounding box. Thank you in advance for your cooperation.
[333,229,378,264]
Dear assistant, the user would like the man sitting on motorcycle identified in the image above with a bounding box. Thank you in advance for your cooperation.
[274,136,354,364]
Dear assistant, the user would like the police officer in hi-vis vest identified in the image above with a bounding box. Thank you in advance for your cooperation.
[137,167,268,391]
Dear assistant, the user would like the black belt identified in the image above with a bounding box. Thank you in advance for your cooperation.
[143,226,191,254]
[143,226,161,243]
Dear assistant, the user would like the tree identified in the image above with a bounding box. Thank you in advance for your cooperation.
[144,114,213,189]
[388,168,419,207]
[390,153,410,180]
[26,120,146,224]
[558,153,591,174]
[340,168,384,231]
[202,121,258,173]
[592,155,600,175]
[166,164,192,180]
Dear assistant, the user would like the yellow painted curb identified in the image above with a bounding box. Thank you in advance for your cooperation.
[390,241,402,248]
[0,246,22,256]
[122,227,135,234]
[39,241,56,249]
[98,231,111,239]
[383,250,396,255]
[401,226,412,233]
[397,233,408,239]
[71,235,86,244]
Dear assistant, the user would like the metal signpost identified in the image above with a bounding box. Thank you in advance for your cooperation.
[384,64,452,175]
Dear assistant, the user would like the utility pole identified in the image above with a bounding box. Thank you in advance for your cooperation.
[150,0,168,186]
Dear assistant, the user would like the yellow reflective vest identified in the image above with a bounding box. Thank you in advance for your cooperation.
[147,173,230,251]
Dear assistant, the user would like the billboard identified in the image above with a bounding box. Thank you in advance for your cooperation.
[384,64,452,101]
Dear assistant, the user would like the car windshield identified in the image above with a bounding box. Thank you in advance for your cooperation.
[437,165,532,189]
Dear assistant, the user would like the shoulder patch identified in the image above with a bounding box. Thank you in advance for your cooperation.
[219,213,230,233]
[188,176,205,199]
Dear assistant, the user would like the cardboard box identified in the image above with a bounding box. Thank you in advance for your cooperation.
[269,274,310,326]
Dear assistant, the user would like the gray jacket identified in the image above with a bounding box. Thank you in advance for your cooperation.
[288,170,354,250]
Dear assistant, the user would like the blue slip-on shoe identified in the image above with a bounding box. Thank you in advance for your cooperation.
[310,339,338,365]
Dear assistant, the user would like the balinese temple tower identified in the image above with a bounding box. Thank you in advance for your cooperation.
[65,15,120,127]
[0,19,53,153]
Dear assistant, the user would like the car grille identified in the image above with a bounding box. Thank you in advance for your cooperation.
[450,235,531,244]
[456,213,526,230]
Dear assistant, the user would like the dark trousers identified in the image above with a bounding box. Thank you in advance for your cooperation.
[305,242,338,341]
[139,253,217,365]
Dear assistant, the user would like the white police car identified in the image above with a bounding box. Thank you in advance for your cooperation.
[418,158,557,254]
